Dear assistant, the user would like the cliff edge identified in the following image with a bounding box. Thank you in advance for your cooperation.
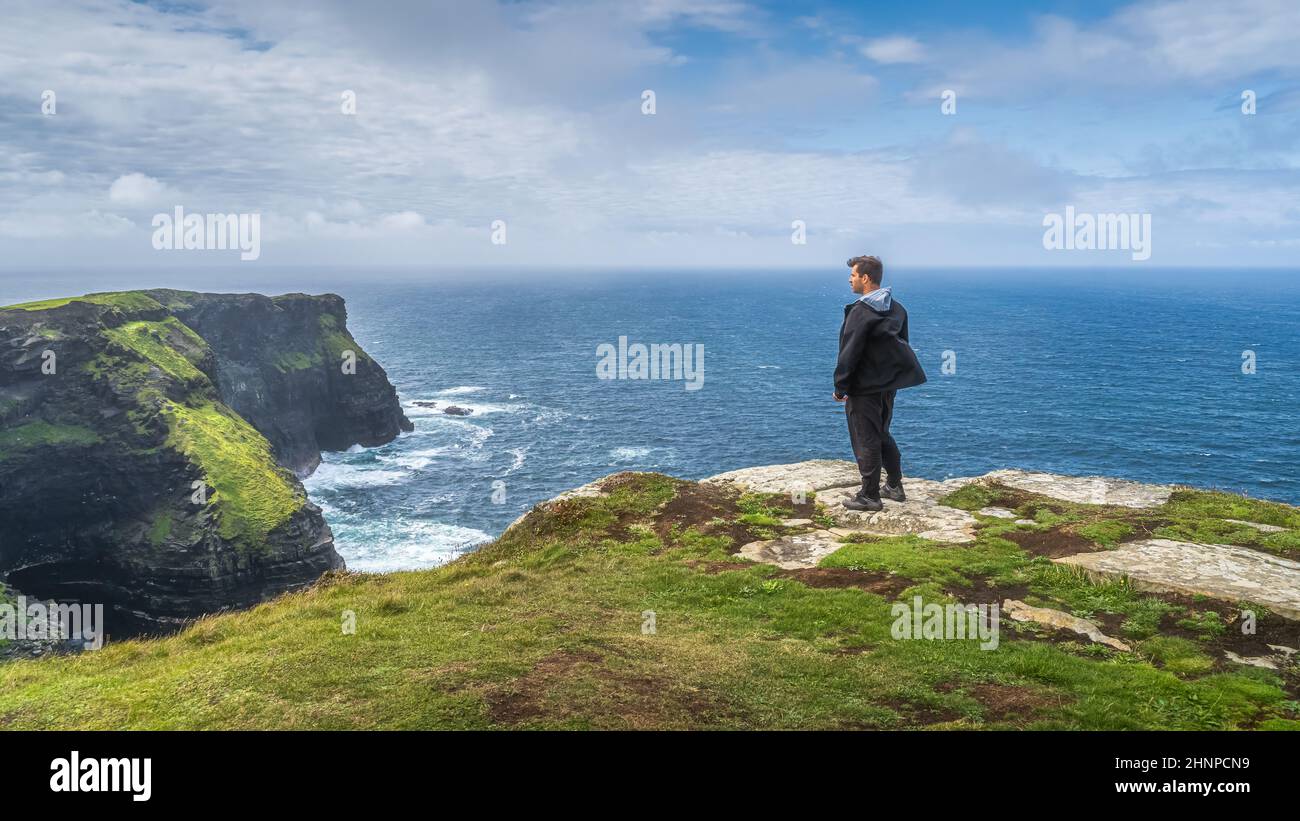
[0,289,411,635]
[1,461,1298,729]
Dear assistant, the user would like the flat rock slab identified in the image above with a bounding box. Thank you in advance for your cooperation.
[982,469,1174,508]
[1224,519,1287,533]
[1056,538,1300,620]
[1224,651,1278,670]
[704,459,863,496]
[819,481,978,544]
[706,460,980,544]
[978,506,1018,519]
[1003,599,1131,651]
[736,531,844,570]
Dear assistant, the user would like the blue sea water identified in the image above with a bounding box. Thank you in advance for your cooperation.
[4,269,1297,571]
[299,269,1300,571]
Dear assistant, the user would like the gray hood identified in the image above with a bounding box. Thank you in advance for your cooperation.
[858,286,892,311]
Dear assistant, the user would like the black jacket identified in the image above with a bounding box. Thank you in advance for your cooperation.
[834,298,927,396]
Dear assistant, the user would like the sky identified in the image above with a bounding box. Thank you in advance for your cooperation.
[1,0,1298,274]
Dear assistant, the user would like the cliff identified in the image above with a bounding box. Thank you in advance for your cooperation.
[2,461,1297,729]
[0,289,411,635]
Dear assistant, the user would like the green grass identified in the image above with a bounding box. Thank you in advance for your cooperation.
[2,472,1294,730]
[1146,489,1300,558]
[274,351,320,372]
[821,533,1023,589]
[938,483,999,511]
[1076,520,1134,546]
[316,312,369,364]
[162,400,304,549]
[1163,489,1300,530]
[148,510,175,546]
[2,291,164,313]
[103,318,210,385]
[0,420,101,460]
[735,492,792,529]
[1140,636,1216,676]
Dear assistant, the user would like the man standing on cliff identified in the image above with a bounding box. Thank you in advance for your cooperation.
[833,256,927,511]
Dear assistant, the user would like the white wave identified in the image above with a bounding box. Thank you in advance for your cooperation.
[335,520,493,573]
[528,406,569,425]
[609,446,653,461]
[381,454,432,470]
[505,446,529,474]
[303,461,410,491]
[404,421,495,449]
[346,444,366,454]
[436,385,486,396]
[404,398,518,417]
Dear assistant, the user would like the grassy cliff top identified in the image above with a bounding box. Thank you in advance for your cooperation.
[1,290,322,549]
[1,290,168,313]
[1,289,342,314]
[2,471,1297,730]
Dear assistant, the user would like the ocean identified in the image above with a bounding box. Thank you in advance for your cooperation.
[6,269,1299,571]
[303,268,1300,571]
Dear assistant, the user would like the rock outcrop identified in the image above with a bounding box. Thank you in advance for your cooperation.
[701,460,1300,622]
[0,289,411,636]
[1057,538,1300,620]
[164,291,411,474]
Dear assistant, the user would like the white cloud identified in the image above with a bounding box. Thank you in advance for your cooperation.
[108,173,170,206]
[0,0,1296,270]
[860,36,924,64]
[0,210,133,239]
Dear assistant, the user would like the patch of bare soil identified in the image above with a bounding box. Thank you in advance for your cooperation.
[1004,527,1098,558]
[484,647,728,728]
[981,482,1039,510]
[686,560,755,574]
[777,567,913,598]
[943,579,1031,607]
[882,698,962,728]
[1148,594,1300,694]
[653,480,815,547]
[935,681,1063,724]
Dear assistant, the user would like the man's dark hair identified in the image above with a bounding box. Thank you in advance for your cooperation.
[847,255,883,285]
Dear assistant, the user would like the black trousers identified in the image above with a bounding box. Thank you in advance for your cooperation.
[845,391,901,500]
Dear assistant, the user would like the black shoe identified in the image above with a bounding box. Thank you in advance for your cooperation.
[843,494,883,512]
[882,481,906,502]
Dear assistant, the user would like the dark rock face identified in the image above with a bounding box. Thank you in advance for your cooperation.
[0,290,410,637]
[168,291,412,474]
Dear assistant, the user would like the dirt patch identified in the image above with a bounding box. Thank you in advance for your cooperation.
[686,560,755,574]
[1152,594,1300,682]
[883,697,962,727]
[484,648,604,724]
[1004,527,1099,558]
[936,681,1062,724]
[943,579,1031,607]
[778,567,913,598]
[981,482,1040,511]
[834,643,874,655]
[484,646,728,728]
[653,480,813,548]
